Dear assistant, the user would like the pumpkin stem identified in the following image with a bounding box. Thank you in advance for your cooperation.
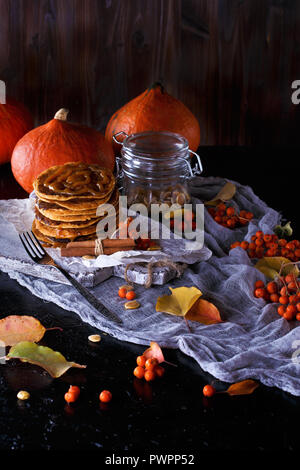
[149,81,164,94]
[54,108,69,121]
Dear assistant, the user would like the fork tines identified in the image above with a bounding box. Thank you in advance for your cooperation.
[19,231,46,261]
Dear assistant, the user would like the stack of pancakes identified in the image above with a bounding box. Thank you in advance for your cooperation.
[32,162,119,247]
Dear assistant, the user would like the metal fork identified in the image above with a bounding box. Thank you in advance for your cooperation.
[19,231,121,325]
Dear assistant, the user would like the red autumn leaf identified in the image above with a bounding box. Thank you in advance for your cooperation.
[185,299,222,325]
[143,341,165,363]
[226,379,259,396]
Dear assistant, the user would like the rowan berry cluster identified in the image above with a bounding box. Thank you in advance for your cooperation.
[208,203,253,229]
[133,355,165,382]
[254,275,300,321]
[231,230,300,261]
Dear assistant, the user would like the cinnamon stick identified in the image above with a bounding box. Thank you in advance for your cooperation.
[66,238,135,249]
[60,246,134,257]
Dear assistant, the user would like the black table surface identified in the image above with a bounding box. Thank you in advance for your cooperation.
[0,148,299,456]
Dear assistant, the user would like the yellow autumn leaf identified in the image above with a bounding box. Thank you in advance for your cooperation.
[205,182,236,206]
[255,257,299,280]
[156,287,202,317]
[7,341,86,378]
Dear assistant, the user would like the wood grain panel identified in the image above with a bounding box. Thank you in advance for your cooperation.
[0,0,299,145]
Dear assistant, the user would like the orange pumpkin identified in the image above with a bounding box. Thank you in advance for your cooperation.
[11,108,115,193]
[105,82,200,153]
[0,98,33,165]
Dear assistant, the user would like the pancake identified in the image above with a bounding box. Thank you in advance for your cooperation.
[36,189,119,221]
[32,220,97,247]
[36,205,98,222]
[35,218,99,240]
[32,162,120,248]
[33,162,115,201]
[34,206,101,229]
[36,187,117,212]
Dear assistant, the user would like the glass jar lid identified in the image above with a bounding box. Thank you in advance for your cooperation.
[113,131,203,183]
[122,131,189,159]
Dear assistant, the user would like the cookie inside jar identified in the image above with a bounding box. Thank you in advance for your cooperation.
[117,131,201,211]
[127,183,191,209]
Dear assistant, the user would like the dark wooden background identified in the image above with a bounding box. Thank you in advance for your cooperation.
[0,0,300,146]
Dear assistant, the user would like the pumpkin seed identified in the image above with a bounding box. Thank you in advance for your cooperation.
[124,300,140,310]
[119,284,134,291]
[17,390,30,401]
[88,334,101,343]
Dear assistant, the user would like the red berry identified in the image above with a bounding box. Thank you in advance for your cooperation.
[279,296,289,305]
[203,385,216,397]
[277,305,286,316]
[255,280,265,289]
[286,304,297,316]
[254,288,266,298]
[266,282,278,294]
[99,390,112,403]
[270,293,280,303]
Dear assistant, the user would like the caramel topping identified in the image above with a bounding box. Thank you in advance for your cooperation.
[40,162,114,197]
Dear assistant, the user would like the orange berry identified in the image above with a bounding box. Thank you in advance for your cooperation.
[255,280,265,289]
[277,305,286,316]
[214,216,222,223]
[126,290,136,300]
[203,385,216,397]
[69,385,80,398]
[296,313,300,321]
[155,365,165,378]
[231,241,241,249]
[249,242,256,251]
[289,295,297,304]
[227,218,236,228]
[288,282,298,292]
[280,286,288,296]
[64,392,77,404]
[145,358,159,371]
[254,288,266,298]
[136,355,146,367]
[279,296,289,305]
[255,247,265,258]
[226,207,235,216]
[265,249,276,257]
[256,231,264,238]
[266,282,278,294]
[118,287,127,298]
[297,303,300,312]
[144,369,156,382]
[240,241,249,250]
[255,238,264,247]
[286,242,295,251]
[134,366,145,379]
[285,274,295,283]
[283,311,294,321]
[217,203,227,212]
[286,304,297,315]
[99,390,112,403]
[251,235,257,242]
[270,293,279,303]
[245,212,254,220]
[263,234,272,243]
[278,239,287,247]
[295,249,300,258]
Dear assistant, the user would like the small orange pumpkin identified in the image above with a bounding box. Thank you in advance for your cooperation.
[0,98,33,165]
[11,108,115,193]
[105,82,200,153]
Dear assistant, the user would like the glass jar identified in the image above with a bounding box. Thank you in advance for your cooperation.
[113,131,202,209]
